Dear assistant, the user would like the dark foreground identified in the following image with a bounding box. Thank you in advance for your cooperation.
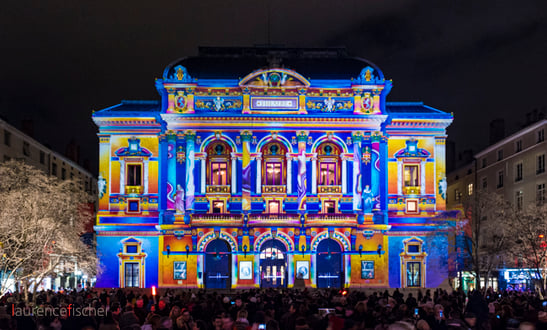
[0,287,546,330]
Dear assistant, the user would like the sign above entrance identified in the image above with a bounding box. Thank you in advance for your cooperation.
[251,97,299,110]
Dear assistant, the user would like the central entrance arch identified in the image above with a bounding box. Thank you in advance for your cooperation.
[205,239,231,289]
[316,238,343,288]
[259,239,287,288]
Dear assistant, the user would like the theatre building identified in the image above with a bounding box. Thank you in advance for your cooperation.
[93,47,453,289]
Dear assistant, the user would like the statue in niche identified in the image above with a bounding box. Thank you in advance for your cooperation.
[175,184,185,214]
[363,185,374,213]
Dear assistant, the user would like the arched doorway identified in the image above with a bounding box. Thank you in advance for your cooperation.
[259,240,287,288]
[205,239,231,289]
[316,239,343,288]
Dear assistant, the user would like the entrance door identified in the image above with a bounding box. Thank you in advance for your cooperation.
[124,262,139,288]
[316,239,343,288]
[260,240,287,288]
[205,239,231,289]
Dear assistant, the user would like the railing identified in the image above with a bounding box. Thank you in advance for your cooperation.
[192,213,243,223]
[206,185,231,193]
[318,185,342,194]
[250,213,300,222]
[262,185,286,193]
[306,213,356,221]
[125,186,142,194]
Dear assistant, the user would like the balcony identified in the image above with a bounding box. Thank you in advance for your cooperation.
[318,185,342,194]
[249,213,300,225]
[125,186,142,194]
[206,185,231,194]
[403,186,421,195]
[262,185,286,193]
[191,213,243,225]
[306,213,356,222]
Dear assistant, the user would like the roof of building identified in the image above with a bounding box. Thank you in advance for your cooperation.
[94,100,161,116]
[386,102,452,117]
[162,46,384,82]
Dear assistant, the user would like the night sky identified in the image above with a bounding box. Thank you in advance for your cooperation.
[1,0,546,174]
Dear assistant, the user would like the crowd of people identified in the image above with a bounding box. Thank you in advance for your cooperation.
[0,287,546,330]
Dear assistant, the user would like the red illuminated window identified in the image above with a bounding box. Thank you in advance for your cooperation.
[265,162,282,185]
[320,162,337,185]
[211,162,228,185]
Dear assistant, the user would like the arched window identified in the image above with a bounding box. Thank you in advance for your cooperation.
[206,141,232,187]
[262,142,287,187]
[317,142,341,187]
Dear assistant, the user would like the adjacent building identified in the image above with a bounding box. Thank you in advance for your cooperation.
[447,119,547,290]
[0,117,97,290]
[93,47,453,289]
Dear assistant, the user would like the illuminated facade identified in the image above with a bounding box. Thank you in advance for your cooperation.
[93,47,453,289]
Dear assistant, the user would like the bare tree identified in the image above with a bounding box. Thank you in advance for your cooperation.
[0,160,98,301]
[508,203,547,296]
[461,190,513,291]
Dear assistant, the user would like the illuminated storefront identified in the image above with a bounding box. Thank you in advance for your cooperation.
[93,47,453,289]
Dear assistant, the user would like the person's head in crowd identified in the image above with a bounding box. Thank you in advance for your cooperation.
[212,314,223,330]
[192,319,208,330]
[416,319,431,330]
[388,321,415,330]
[519,321,536,330]
[234,297,243,308]
[158,299,167,311]
[266,319,280,330]
[161,315,174,329]
[464,312,477,327]
[169,305,181,319]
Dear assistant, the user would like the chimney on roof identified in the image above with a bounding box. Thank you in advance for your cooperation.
[65,138,80,164]
[489,119,505,144]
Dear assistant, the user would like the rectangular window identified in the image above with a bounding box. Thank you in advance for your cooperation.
[3,130,11,146]
[407,262,421,287]
[39,151,45,164]
[324,201,336,213]
[52,163,57,176]
[497,171,504,188]
[212,201,224,213]
[319,162,337,185]
[404,165,419,187]
[265,162,282,185]
[127,164,142,186]
[128,200,140,212]
[124,263,139,287]
[406,199,419,214]
[268,201,280,214]
[516,140,522,153]
[538,129,545,143]
[538,183,546,206]
[515,163,523,181]
[537,154,546,174]
[210,162,228,185]
[126,245,138,253]
[482,158,487,168]
[468,183,474,196]
[482,177,487,189]
[454,189,461,202]
[516,191,523,211]
[61,168,66,180]
[497,149,503,161]
[22,141,30,157]
[408,245,420,253]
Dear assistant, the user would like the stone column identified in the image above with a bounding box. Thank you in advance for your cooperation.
[435,137,447,211]
[256,155,262,194]
[167,132,177,210]
[98,135,111,210]
[231,154,237,194]
[185,131,196,211]
[200,156,206,195]
[286,154,292,194]
[311,155,317,194]
[341,156,347,194]
[241,131,253,211]
[296,131,308,212]
[352,132,363,212]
